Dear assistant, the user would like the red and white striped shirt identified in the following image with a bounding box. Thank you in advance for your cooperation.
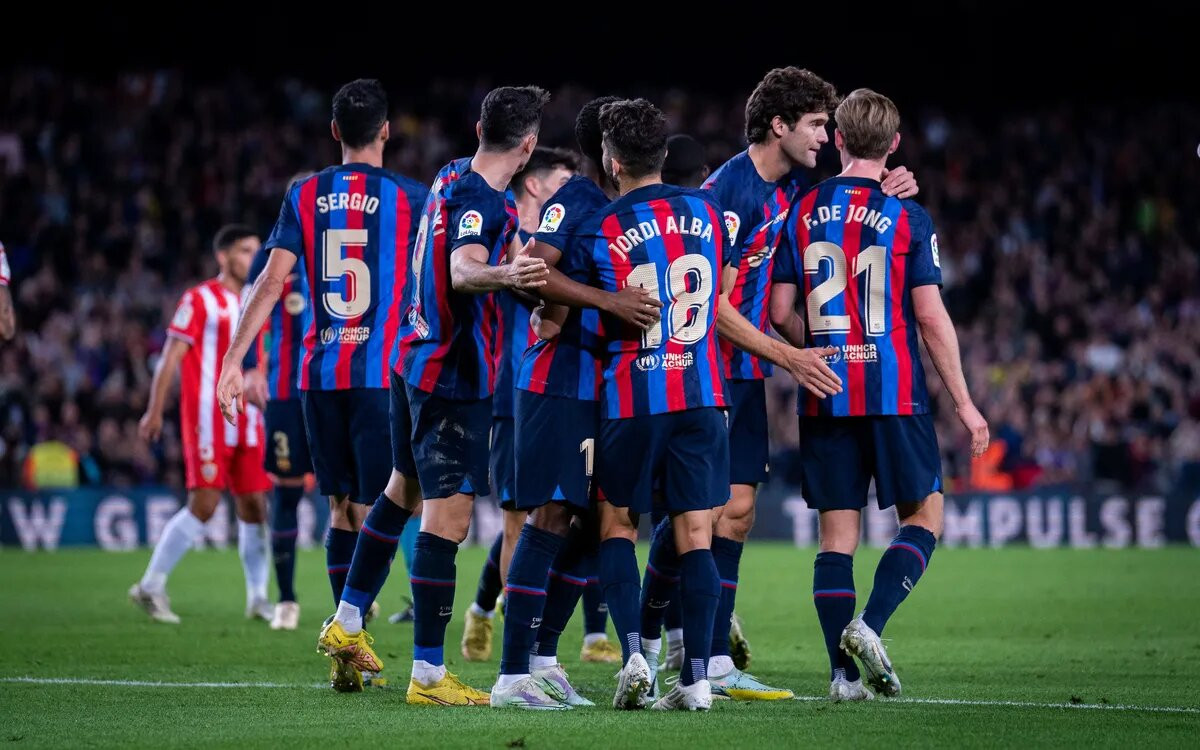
[0,241,10,287]
[167,278,261,452]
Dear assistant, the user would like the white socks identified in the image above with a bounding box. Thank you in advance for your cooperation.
[708,654,735,677]
[496,673,527,689]
[141,508,205,593]
[469,602,496,618]
[412,660,446,685]
[237,521,270,604]
[335,600,363,634]
[530,655,557,670]
[666,628,683,647]
[583,632,607,646]
[643,637,663,663]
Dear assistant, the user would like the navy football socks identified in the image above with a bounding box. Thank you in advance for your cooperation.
[473,533,504,612]
[499,526,563,675]
[340,495,412,614]
[708,535,743,661]
[599,538,642,661]
[813,551,860,681]
[271,485,303,603]
[411,532,459,667]
[324,528,357,607]
[863,525,937,636]
[639,517,680,642]
[678,549,719,686]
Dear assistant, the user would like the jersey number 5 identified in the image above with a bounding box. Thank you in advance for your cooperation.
[625,256,713,349]
[322,229,371,319]
[803,241,886,335]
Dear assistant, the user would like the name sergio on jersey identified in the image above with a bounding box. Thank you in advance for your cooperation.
[608,214,714,261]
[315,192,381,215]
[321,326,371,345]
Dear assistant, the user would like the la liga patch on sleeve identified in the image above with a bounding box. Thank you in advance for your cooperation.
[538,203,566,233]
[458,210,483,239]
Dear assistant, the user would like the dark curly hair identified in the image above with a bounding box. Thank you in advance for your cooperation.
[575,95,623,168]
[744,67,840,144]
[599,98,668,179]
[480,85,551,151]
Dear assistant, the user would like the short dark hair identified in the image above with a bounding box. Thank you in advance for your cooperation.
[599,99,668,180]
[480,86,551,151]
[744,67,840,144]
[662,134,708,187]
[213,224,257,252]
[575,96,623,168]
[332,79,388,150]
[511,147,579,199]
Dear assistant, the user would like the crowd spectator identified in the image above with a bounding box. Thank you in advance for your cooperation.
[1,69,1197,493]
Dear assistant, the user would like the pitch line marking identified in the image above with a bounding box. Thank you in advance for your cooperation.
[3,677,1197,714]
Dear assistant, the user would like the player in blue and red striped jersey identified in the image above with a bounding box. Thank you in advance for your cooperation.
[240,218,314,632]
[462,146,578,663]
[391,86,551,707]
[638,69,920,701]
[770,89,989,702]
[488,98,663,710]
[555,99,728,712]
[217,79,427,692]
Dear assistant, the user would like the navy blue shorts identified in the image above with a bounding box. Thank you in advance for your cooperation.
[490,417,515,507]
[264,398,312,479]
[301,388,391,504]
[597,408,729,515]
[391,372,491,499]
[727,379,769,486]
[799,414,943,511]
[514,390,599,511]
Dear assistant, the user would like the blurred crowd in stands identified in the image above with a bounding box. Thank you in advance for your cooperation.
[2,69,1197,493]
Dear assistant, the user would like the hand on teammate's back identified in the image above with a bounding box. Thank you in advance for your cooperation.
[607,285,662,330]
[505,238,549,290]
[956,401,990,457]
[215,365,245,426]
[880,166,919,199]
[785,346,843,399]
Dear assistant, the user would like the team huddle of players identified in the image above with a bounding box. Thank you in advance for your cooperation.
[128,66,988,711]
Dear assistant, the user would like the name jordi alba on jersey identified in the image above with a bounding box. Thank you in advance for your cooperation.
[569,184,729,419]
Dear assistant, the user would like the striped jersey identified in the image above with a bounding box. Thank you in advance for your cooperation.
[517,175,610,401]
[491,229,536,417]
[263,162,426,391]
[561,183,729,419]
[702,151,806,380]
[244,245,311,401]
[167,278,262,451]
[398,157,518,400]
[773,176,942,417]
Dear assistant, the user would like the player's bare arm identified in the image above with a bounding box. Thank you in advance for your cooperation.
[531,241,660,330]
[242,367,269,411]
[138,334,189,443]
[530,302,566,340]
[880,166,919,198]
[451,242,547,293]
[216,248,297,423]
[0,286,14,340]
[768,281,806,347]
[912,284,989,457]
[719,266,841,398]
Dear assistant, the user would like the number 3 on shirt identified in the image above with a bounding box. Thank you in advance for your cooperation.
[626,255,713,349]
[322,229,371,319]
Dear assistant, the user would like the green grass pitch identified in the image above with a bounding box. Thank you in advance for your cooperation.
[2,544,1198,748]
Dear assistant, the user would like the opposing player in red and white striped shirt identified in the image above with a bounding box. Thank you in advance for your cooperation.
[130,225,273,624]
[0,240,15,341]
